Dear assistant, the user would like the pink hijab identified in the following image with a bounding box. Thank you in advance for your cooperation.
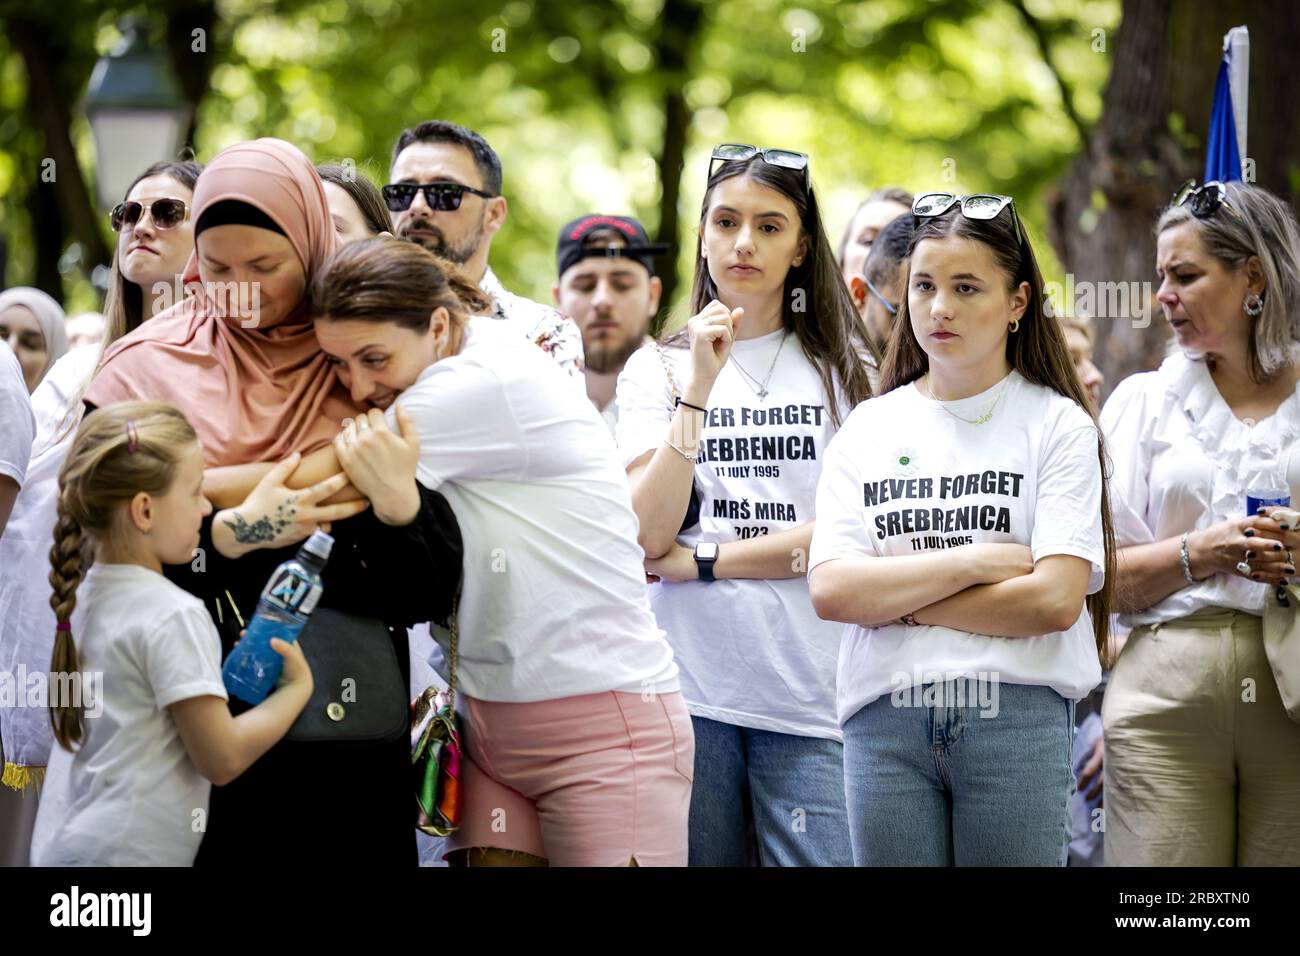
[85,138,362,467]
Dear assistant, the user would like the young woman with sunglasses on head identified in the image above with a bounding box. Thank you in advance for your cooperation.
[1100,180,1300,866]
[809,192,1116,866]
[617,144,876,866]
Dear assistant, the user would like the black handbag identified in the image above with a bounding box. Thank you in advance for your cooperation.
[285,607,409,743]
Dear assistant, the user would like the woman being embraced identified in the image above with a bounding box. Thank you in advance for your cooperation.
[67,139,463,867]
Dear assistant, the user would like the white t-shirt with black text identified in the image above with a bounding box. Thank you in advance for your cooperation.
[617,329,850,740]
[389,316,678,704]
[809,371,1105,726]
[31,564,228,866]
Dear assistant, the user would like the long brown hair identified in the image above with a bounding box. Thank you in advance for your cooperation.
[310,236,491,328]
[672,155,877,427]
[49,401,198,750]
[881,206,1117,662]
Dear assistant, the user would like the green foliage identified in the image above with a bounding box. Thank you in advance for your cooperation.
[0,0,1119,317]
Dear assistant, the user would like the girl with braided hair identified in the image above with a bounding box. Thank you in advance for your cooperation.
[32,401,314,866]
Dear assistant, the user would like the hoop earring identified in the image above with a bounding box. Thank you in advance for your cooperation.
[1244,292,1264,317]
[1009,318,1020,333]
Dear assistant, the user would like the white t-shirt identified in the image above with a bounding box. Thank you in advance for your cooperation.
[31,564,228,867]
[616,329,851,740]
[0,346,99,778]
[809,371,1105,726]
[598,396,619,435]
[388,316,678,703]
[1101,350,1300,626]
[0,339,34,488]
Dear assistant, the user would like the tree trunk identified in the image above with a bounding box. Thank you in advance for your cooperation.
[165,0,219,151]
[1048,0,1300,397]
[653,0,703,331]
[9,17,110,301]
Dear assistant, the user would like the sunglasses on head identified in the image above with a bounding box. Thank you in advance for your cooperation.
[912,192,1028,248]
[709,144,811,192]
[381,181,495,213]
[110,198,189,232]
[1172,179,1232,218]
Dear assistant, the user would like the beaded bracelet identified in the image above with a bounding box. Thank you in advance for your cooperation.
[1180,532,1197,584]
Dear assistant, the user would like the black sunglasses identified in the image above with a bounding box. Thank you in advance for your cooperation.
[912,192,1028,248]
[381,181,495,213]
[109,198,189,232]
[709,143,810,192]
[1172,179,1232,219]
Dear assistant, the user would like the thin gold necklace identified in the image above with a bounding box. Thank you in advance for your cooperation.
[924,374,1011,426]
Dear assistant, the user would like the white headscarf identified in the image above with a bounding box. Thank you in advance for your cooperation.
[0,287,69,383]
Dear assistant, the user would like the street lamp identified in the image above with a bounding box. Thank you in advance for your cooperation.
[83,18,192,211]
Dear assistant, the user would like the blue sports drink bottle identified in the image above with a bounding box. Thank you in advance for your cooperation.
[221,530,333,705]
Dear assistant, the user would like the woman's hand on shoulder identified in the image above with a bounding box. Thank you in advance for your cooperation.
[334,406,422,526]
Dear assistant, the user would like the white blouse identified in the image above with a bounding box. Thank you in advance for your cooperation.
[1100,350,1300,627]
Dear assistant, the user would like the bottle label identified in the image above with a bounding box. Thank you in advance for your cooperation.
[299,584,323,615]
[261,567,313,613]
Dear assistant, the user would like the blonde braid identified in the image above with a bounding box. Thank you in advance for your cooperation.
[48,494,89,749]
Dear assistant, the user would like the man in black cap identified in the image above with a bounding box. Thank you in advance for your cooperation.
[552,215,667,432]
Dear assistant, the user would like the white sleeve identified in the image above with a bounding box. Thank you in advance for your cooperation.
[29,346,95,442]
[1031,411,1106,594]
[1098,374,1157,548]
[809,422,879,571]
[390,363,528,491]
[0,344,34,487]
[615,344,674,469]
[144,606,228,708]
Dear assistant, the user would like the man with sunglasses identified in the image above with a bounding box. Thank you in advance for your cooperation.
[386,120,582,380]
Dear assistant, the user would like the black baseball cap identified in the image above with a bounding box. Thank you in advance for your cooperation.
[557,214,669,278]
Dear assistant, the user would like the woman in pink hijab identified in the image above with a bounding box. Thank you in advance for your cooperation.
[75,139,463,867]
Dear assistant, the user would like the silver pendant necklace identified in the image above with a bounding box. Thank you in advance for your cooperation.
[729,331,788,401]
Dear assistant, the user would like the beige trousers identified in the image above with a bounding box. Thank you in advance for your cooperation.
[1103,607,1300,866]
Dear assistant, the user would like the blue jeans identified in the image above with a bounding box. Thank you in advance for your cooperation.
[842,680,1074,866]
[687,716,852,867]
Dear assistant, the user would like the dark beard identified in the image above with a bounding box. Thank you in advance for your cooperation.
[583,327,646,374]
[399,215,484,265]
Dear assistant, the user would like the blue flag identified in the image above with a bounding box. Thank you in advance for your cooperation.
[1205,59,1241,182]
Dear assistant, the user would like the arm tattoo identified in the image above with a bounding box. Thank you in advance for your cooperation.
[224,498,299,544]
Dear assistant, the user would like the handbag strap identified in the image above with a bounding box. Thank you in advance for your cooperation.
[654,342,680,409]
[446,593,459,710]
